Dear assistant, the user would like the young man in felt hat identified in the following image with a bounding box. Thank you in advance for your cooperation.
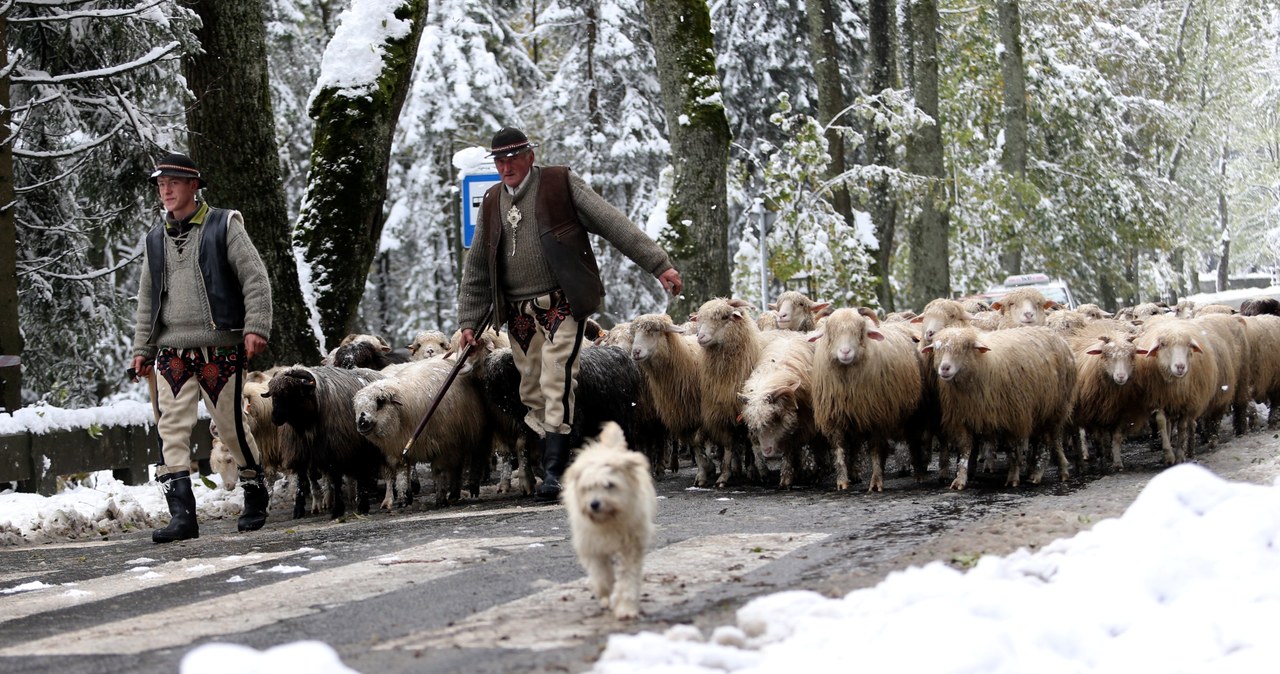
[131,152,274,543]
[456,127,683,502]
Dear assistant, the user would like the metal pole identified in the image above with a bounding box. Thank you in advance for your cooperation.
[754,198,768,310]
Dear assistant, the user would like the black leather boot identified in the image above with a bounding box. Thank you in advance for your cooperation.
[535,432,571,502]
[237,467,270,533]
[153,471,199,544]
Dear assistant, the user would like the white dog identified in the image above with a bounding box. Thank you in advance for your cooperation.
[561,422,656,619]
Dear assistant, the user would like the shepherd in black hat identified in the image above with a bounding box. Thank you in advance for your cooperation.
[132,150,274,543]
[456,126,683,502]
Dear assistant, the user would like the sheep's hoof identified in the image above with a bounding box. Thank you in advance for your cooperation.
[949,479,967,491]
[835,480,849,491]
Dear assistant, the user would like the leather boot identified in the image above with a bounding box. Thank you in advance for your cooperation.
[153,471,199,544]
[535,432,572,502]
[237,467,270,533]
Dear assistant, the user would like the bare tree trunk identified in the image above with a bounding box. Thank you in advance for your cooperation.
[904,0,950,310]
[866,0,899,311]
[0,11,22,412]
[294,0,430,348]
[996,0,1027,277]
[185,0,321,366]
[805,0,855,241]
[644,0,733,319]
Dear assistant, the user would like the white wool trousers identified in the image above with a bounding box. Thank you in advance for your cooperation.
[507,292,586,436]
[152,345,260,477]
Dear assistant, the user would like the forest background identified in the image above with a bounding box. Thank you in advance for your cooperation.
[1,0,1277,411]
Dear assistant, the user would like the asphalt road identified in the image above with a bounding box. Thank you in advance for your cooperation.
[2,429,1275,674]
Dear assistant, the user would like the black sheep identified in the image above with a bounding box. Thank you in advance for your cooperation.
[262,366,388,519]
[331,340,412,370]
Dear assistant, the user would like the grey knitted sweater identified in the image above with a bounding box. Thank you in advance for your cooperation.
[457,166,672,330]
[132,205,273,359]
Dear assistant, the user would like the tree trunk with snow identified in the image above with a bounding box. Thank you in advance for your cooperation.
[185,0,321,366]
[997,0,1027,278]
[644,0,732,320]
[904,0,950,311]
[293,0,430,348]
[0,14,22,412]
[805,0,855,246]
[865,0,899,311]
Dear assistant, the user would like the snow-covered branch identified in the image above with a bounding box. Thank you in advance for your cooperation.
[36,250,143,281]
[11,42,179,84]
[12,118,126,159]
[9,0,166,22]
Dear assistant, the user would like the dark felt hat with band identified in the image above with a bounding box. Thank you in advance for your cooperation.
[149,153,208,188]
[486,127,539,158]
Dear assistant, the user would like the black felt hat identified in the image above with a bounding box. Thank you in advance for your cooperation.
[148,153,207,188]
[486,127,539,158]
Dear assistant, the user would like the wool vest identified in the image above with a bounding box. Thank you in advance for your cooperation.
[483,166,603,322]
[145,207,246,334]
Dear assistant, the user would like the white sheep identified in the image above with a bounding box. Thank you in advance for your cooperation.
[351,359,491,507]
[911,298,973,348]
[1189,313,1250,444]
[990,287,1056,327]
[628,313,705,475]
[770,291,829,332]
[1133,319,1218,465]
[920,325,1076,490]
[738,332,819,488]
[809,309,925,492]
[406,330,449,360]
[693,298,770,487]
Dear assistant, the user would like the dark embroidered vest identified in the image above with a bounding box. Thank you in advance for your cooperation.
[483,166,603,322]
[145,207,245,334]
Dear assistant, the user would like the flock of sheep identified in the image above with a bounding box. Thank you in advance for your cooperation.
[211,288,1280,519]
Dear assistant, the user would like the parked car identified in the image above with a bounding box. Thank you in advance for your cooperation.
[985,273,1078,310]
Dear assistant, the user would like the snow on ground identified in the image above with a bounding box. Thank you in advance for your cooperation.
[589,463,1280,674]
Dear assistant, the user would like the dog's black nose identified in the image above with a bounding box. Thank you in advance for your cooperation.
[590,499,602,512]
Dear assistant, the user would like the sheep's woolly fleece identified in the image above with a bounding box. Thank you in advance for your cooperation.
[589,461,1280,673]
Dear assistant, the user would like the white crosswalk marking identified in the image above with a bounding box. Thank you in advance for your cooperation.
[0,550,300,627]
[376,532,829,652]
[0,536,556,657]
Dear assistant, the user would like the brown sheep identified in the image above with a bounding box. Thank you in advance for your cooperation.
[920,326,1076,490]
[1069,324,1145,472]
[1133,320,1218,465]
[810,309,926,492]
[1243,314,1280,428]
[1191,313,1251,441]
[629,313,704,456]
[911,298,972,347]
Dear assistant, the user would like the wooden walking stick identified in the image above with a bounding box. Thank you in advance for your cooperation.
[402,306,494,455]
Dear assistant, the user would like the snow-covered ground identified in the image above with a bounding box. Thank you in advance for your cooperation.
[162,462,1280,672]
[6,398,1280,673]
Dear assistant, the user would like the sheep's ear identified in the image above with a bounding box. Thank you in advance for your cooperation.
[910,315,924,324]
[1137,345,1157,357]
[1043,300,1060,310]
[1085,346,1104,356]
[688,313,698,322]
[812,302,831,314]
[990,300,1005,312]
[664,322,685,334]
[919,343,935,354]
[807,331,823,343]
[731,310,745,321]
[867,328,885,342]
[728,298,756,311]
[737,393,750,406]
[974,341,991,353]
[259,390,271,398]
[388,394,404,407]
[1189,339,1203,353]
[768,302,778,310]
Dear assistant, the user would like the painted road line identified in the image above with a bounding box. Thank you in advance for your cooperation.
[0,550,301,626]
[0,536,556,657]
[376,532,829,652]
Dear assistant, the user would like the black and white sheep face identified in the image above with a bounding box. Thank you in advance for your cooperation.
[741,388,799,467]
